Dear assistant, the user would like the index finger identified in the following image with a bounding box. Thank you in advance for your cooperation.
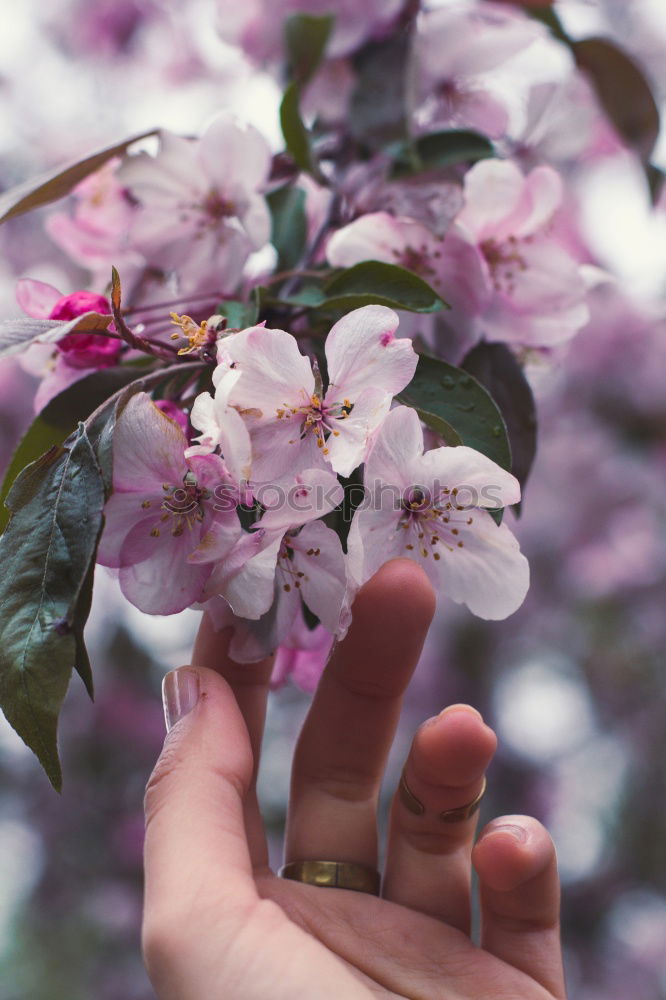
[192,616,274,867]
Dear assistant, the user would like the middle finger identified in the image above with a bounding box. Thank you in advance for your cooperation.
[285,559,436,868]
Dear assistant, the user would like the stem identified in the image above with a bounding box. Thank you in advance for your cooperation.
[280,190,342,299]
[125,290,224,315]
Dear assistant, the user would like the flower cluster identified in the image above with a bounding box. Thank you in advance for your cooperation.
[98,305,528,667]
[5,0,659,785]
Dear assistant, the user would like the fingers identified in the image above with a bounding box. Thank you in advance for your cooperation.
[382,705,496,931]
[473,816,566,999]
[285,559,436,868]
[143,667,258,965]
[192,616,274,867]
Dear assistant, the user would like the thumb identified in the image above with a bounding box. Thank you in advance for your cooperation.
[143,667,259,957]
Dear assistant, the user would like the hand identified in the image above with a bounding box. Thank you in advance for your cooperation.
[143,559,567,999]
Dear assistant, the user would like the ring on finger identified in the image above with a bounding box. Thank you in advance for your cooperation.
[399,770,487,822]
[279,860,381,895]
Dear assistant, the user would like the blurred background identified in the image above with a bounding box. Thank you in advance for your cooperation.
[0,1,665,998]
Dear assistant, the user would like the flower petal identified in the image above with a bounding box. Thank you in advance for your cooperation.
[258,468,343,533]
[432,511,529,620]
[417,445,521,509]
[365,405,423,488]
[216,531,283,619]
[118,526,212,615]
[291,520,348,636]
[325,305,417,403]
[16,278,62,318]
[221,325,315,419]
[111,392,188,493]
[324,387,391,478]
[97,491,158,568]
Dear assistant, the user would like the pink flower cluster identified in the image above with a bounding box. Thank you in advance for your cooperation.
[10,0,621,692]
[97,306,529,677]
[328,160,589,357]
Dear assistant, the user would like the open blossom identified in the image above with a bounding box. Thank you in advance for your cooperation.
[203,305,418,481]
[326,212,486,358]
[348,405,529,620]
[16,280,121,412]
[45,158,142,289]
[410,3,544,138]
[97,393,260,615]
[456,159,589,346]
[202,469,348,662]
[328,160,589,351]
[119,112,271,294]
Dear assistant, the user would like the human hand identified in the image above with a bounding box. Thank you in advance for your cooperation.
[143,559,566,999]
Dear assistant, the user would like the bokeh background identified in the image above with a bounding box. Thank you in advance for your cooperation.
[0,2,665,998]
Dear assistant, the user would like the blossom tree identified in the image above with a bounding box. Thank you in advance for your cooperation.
[0,0,662,793]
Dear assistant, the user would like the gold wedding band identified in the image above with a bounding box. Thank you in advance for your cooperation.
[278,860,381,895]
[399,770,487,823]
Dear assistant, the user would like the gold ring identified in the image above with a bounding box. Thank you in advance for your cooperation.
[399,770,487,823]
[278,860,381,895]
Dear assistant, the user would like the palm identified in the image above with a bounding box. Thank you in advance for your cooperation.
[143,563,566,1000]
[249,873,558,999]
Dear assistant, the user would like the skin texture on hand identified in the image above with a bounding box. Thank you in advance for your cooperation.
[143,559,567,999]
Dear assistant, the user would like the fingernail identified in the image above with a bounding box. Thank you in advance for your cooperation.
[484,822,528,843]
[439,704,482,721]
[162,668,200,732]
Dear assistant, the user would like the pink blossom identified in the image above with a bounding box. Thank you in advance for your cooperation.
[97,393,259,615]
[16,279,121,411]
[410,3,545,138]
[198,462,348,661]
[206,305,418,481]
[202,516,348,662]
[45,158,141,288]
[456,159,589,346]
[154,400,190,436]
[270,613,334,692]
[348,405,529,620]
[328,160,590,351]
[119,113,272,294]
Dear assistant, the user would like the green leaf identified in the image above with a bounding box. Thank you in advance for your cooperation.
[280,83,323,181]
[0,130,158,225]
[284,13,333,85]
[0,367,144,534]
[350,32,411,150]
[647,163,666,206]
[267,185,307,271]
[397,353,512,470]
[279,283,327,308]
[461,342,537,499]
[391,130,495,178]
[573,38,660,163]
[409,407,462,447]
[72,560,96,699]
[214,299,260,330]
[321,261,446,313]
[0,311,114,360]
[526,7,569,44]
[0,426,105,789]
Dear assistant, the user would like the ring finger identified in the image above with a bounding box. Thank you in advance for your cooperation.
[382,704,497,931]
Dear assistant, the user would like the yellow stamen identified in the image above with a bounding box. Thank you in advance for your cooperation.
[169,312,210,355]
